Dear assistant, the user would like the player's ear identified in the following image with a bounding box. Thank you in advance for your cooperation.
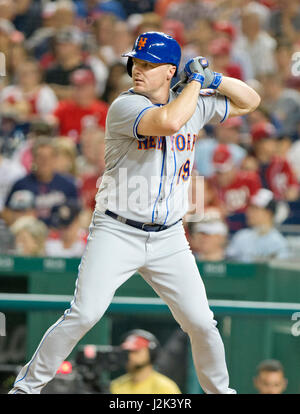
[166,64,176,81]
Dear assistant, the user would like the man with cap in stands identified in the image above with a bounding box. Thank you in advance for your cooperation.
[194,116,246,178]
[187,209,228,261]
[226,188,290,262]
[110,329,181,394]
[45,200,86,258]
[251,121,299,201]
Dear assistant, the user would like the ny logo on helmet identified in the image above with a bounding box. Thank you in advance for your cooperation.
[137,37,147,50]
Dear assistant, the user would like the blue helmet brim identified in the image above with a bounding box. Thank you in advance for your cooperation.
[122,51,178,77]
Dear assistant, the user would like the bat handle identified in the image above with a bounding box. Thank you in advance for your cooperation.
[171,80,184,92]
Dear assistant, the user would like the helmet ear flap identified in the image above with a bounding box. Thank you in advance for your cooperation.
[127,57,133,77]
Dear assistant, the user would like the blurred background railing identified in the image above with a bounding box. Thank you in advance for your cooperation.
[1,256,300,394]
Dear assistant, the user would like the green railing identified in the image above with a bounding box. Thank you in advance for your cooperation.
[1,256,300,393]
[1,293,300,316]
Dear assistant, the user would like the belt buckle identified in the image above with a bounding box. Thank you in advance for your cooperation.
[142,222,155,231]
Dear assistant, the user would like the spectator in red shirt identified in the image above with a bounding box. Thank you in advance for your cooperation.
[210,144,262,215]
[251,122,299,201]
[50,69,108,144]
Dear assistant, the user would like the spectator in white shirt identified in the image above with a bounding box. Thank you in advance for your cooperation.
[233,9,277,78]
[226,189,290,262]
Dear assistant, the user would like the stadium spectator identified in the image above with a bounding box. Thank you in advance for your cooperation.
[77,127,105,176]
[6,189,36,224]
[53,0,76,30]
[0,58,58,122]
[154,0,182,18]
[187,209,228,261]
[50,68,108,144]
[240,153,260,173]
[213,19,255,81]
[269,0,300,43]
[96,20,133,67]
[165,0,215,31]
[0,112,28,160]
[101,62,128,104]
[274,40,296,85]
[261,73,300,139]
[253,359,288,394]
[10,215,48,257]
[45,200,86,258]
[180,18,214,65]
[0,19,24,82]
[233,8,277,77]
[45,26,91,100]
[226,189,290,262]
[209,144,261,215]
[93,13,118,52]
[194,117,246,178]
[251,122,299,201]
[135,12,163,35]
[52,137,78,178]
[209,38,244,80]
[0,0,16,22]
[287,139,300,183]
[25,1,57,62]
[8,42,29,83]
[13,0,42,39]
[77,127,105,223]
[2,137,79,227]
[74,0,126,21]
[119,0,156,17]
[185,173,223,220]
[110,330,181,394]
[11,119,56,174]
[0,145,26,214]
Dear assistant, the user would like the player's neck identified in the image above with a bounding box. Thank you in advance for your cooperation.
[134,85,170,105]
[149,90,170,105]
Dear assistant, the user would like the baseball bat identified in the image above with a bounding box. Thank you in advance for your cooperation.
[171,79,184,92]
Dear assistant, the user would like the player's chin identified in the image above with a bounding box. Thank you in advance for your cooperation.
[133,82,146,92]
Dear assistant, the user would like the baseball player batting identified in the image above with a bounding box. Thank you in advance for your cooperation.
[10,32,260,394]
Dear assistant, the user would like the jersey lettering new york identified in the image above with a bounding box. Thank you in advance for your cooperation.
[95,88,229,224]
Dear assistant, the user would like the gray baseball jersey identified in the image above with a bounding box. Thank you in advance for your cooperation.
[96,88,229,224]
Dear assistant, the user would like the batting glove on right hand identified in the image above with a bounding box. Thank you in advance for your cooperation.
[181,57,206,87]
[181,57,223,89]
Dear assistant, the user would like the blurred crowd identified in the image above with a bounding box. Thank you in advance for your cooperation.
[1,0,300,262]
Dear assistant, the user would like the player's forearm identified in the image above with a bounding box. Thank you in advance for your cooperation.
[160,81,201,133]
[217,76,261,113]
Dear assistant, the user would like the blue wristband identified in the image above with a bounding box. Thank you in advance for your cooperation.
[208,72,223,89]
[188,72,205,86]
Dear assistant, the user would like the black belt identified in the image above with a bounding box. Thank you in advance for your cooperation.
[105,210,181,232]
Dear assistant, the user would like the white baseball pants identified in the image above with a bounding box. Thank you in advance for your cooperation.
[10,211,236,394]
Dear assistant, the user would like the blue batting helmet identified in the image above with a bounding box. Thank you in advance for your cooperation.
[122,31,181,77]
